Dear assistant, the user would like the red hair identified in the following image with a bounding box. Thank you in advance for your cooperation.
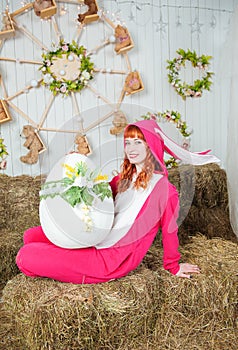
[117,125,162,193]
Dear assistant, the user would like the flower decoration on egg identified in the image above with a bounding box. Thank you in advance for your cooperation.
[40,161,112,232]
[39,39,94,95]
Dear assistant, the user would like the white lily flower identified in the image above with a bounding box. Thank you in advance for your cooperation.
[73,176,87,187]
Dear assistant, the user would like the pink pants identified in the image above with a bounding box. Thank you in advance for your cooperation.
[16,225,157,284]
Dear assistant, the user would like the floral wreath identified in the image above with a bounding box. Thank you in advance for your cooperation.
[140,111,192,168]
[40,40,94,96]
[167,49,213,100]
[0,137,8,170]
[40,161,112,231]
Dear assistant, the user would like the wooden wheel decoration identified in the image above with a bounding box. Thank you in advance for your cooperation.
[0,0,144,164]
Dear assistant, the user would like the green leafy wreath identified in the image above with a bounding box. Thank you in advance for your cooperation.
[167,49,214,100]
[0,137,8,170]
[140,111,192,168]
[40,40,94,96]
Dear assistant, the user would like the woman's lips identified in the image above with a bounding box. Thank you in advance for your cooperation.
[129,154,138,159]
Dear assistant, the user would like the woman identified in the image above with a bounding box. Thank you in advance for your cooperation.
[17,119,220,283]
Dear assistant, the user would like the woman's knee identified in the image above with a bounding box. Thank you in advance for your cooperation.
[16,245,39,277]
[23,226,50,245]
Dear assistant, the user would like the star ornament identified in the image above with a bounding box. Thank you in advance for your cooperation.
[153,13,168,35]
[190,17,204,34]
[128,10,135,22]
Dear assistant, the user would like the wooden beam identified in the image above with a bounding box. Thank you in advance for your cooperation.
[12,19,48,51]
[10,3,34,18]
[6,100,38,127]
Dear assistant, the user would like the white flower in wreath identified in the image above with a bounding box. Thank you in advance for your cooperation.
[43,73,54,84]
[82,70,91,80]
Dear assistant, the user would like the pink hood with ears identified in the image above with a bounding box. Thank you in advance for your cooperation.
[125,119,220,176]
[125,119,174,176]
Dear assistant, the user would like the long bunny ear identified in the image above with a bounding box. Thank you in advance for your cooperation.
[154,126,221,166]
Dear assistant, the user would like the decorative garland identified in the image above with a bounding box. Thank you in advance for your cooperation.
[140,111,192,168]
[0,137,8,170]
[167,48,213,100]
[40,161,112,231]
[40,40,94,96]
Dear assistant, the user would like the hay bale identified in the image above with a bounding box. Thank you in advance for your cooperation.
[0,174,42,287]
[180,206,236,244]
[143,235,238,350]
[169,163,229,209]
[0,229,23,287]
[1,267,160,350]
[1,235,237,350]
[169,164,236,243]
[0,174,8,229]
[5,175,42,232]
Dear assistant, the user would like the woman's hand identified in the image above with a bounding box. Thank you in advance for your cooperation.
[175,263,200,279]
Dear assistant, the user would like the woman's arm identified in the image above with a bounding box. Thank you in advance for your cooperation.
[160,183,200,278]
[160,186,181,275]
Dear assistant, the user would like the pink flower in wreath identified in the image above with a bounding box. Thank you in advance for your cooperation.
[62,44,69,52]
[60,84,67,93]
[0,159,7,170]
[195,91,202,97]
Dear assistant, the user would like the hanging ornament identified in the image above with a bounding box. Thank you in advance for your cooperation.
[128,9,135,22]
[74,133,92,156]
[190,17,203,35]
[176,15,182,28]
[153,11,168,35]
[210,14,217,29]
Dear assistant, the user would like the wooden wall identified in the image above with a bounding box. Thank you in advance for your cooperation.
[0,0,237,177]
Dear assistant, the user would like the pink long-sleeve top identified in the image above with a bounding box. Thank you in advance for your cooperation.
[109,174,181,275]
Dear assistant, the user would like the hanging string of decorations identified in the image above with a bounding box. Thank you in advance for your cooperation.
[140,110,192,168]
[167,48,214,100]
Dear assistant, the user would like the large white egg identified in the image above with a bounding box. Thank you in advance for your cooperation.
[39,153,114,248]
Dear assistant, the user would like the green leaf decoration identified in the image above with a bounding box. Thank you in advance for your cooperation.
[39,40,94,96]
[40,161,112,211]
[0,138,8,160]
[167,48,214,100]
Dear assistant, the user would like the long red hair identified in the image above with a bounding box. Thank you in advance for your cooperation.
[117,125,162,193]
